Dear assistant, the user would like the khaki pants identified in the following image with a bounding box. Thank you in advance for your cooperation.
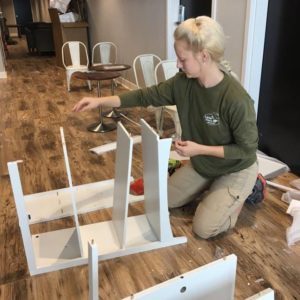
[168,161,258,239]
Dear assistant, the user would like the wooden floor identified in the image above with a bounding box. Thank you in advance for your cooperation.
[0,38,299,300]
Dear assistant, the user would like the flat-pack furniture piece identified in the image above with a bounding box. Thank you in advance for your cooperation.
[88,251,237,300]
[88,246,274,300]
[8,119,187,275]
[121,254,237,300]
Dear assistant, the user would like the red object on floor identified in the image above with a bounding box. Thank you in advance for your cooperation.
[130,178,144,195]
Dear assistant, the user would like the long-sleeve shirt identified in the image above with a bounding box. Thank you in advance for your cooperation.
[119,72,258,178]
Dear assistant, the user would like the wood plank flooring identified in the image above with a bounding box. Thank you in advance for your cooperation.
[0,38,299,300]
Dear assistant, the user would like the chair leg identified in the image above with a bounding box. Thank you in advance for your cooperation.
[155,107,164,137]
[66,72,71,92]
[171,111,182,139]
[87,80,92,91]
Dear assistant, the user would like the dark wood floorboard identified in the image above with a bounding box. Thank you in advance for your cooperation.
[0,38,299,300]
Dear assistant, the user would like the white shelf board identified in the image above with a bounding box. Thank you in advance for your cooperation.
[25,179,143,224]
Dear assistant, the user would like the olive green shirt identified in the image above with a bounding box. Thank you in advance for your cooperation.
[119,72,258,178]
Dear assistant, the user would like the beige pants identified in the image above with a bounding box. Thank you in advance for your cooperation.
[168,161,258,239]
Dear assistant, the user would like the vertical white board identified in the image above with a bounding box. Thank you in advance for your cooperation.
[88,240,99,300]
[112,122,133,248]
[140,119,173,241]
[60,127,83,257]
[7,161,37,274]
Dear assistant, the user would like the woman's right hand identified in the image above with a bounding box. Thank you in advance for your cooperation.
[72,97,100,112]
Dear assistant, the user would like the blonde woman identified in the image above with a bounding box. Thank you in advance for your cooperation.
[73,16,258,239]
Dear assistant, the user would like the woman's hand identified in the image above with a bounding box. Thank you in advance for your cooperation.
[174,140,225,158]
[174,140,200,157]
[72,95,121,112]
[72,97,100,112]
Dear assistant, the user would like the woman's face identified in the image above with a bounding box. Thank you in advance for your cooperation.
[174,39,202,78]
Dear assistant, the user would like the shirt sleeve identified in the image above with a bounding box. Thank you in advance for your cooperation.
[223,96,258,159]
[119,77,176,108]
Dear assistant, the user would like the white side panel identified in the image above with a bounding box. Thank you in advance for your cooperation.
[112,122,133,249]
[140,119,173,241]
[7,161,37,274]
[122,254,237,300]
[60,127,83,257]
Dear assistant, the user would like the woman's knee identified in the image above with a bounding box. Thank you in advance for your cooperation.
[192,215,230,239]
[192,221,215,239]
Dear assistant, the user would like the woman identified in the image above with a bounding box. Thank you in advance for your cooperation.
[73,16,258,239]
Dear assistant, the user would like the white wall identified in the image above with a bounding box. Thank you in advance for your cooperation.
[212,0,269,113]
[86,0,268,111]
[212,0,247,79]
[87,0,171,84]
[0,31,7,78]
[1,0,17,36]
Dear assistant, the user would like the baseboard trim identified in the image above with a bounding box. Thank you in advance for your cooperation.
[0,71,7,79]
[116,77,137,91]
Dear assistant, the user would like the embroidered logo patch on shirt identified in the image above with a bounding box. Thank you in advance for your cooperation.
[203,112,220,126]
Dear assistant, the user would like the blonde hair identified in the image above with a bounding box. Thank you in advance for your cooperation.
[174,16,226,65]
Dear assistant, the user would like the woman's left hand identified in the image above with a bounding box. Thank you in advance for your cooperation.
[174,140,200,157]
[174,140,225,158]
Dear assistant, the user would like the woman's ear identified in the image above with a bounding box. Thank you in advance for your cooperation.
[201,49,210,63]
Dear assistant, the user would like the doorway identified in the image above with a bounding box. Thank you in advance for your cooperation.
[13,0,33,33]
[180,0,211,19]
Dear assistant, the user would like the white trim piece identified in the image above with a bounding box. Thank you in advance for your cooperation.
[241,0,269,113]
[88,240,98,300]
[116,76,138,91]
[246,288,274,300]
[89,135,142,155]
[211,0,218,19]
[166,0,180,59]
[122,254,237,300]
[0,71,7,79]
[266,181,296,193]
[8,119,186,275]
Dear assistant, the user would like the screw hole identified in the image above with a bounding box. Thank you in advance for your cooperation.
[180,286,187,293]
